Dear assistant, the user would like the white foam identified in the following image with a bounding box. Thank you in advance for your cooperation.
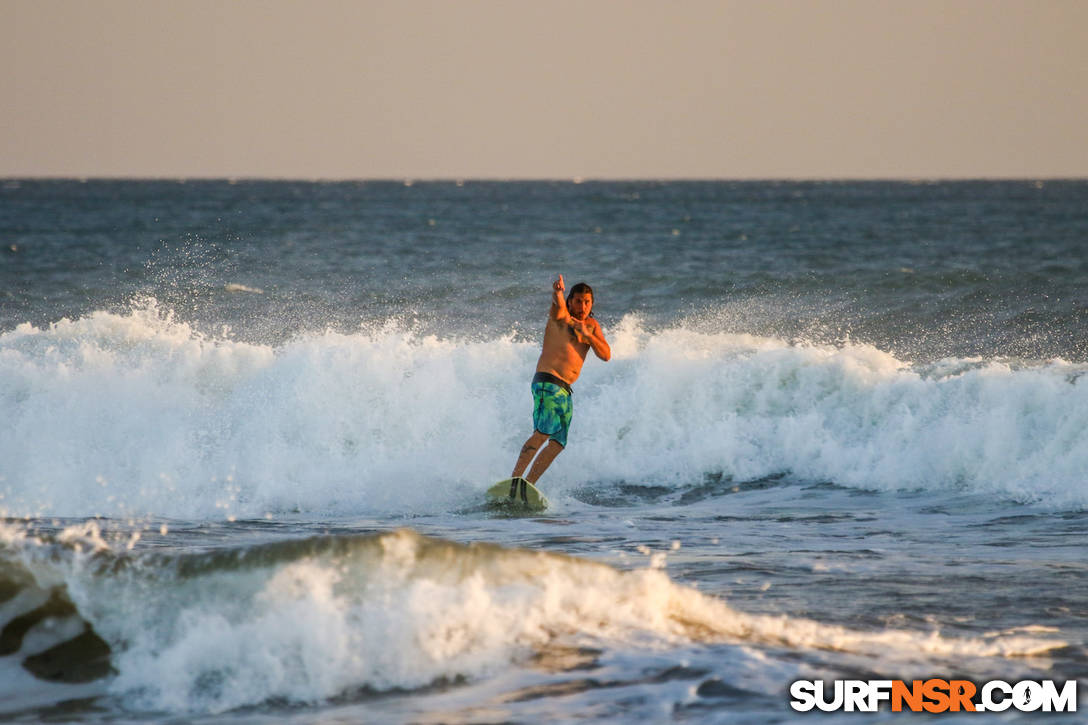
[0,301,522,518]
[2,303,1087,519]
[4,527,1064,714]
[571,320,1088,506]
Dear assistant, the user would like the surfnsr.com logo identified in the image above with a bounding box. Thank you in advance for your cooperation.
[790,679,1078,713]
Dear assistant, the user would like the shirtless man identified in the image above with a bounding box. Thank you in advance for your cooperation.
[510,274,611,487]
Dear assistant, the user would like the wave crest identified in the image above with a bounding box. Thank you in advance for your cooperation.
[0,526,1065,714]
[2,303,1087,518]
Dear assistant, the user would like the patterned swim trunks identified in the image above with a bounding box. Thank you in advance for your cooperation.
[531,372,573,448]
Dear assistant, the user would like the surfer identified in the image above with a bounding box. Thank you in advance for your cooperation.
[510,274,611,487]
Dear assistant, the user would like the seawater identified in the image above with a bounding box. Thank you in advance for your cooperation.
[1,180,1086,722]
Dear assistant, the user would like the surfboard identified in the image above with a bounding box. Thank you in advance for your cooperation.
[486,477,549,511]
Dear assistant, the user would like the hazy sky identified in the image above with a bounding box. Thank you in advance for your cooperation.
[3,0,1086,179]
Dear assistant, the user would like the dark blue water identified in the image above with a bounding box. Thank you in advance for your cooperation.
[4,180,1087,358]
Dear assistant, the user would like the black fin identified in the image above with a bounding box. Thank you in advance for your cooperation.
[509,479,518,499]
[520,478,528,503]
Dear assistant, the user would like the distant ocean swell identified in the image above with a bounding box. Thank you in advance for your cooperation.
[2,300,1087,520]
[0,526,1065,715]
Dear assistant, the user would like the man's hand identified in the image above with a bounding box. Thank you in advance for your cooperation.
[553,274,565,294]
[569,318,592,343]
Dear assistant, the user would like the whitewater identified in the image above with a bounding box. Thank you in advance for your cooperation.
[4,302,1087,520]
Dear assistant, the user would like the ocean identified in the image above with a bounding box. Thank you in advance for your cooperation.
[1,179,1086,722]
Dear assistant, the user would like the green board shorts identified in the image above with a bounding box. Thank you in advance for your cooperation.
[531,372,573,448]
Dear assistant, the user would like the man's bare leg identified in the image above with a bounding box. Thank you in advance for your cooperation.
[526,440,564,484]
[512,431,549,479]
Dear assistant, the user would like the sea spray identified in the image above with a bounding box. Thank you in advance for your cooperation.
[3,303,1088,519]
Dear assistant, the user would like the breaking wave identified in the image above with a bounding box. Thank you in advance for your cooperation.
[2,301,1087,519]
[0,525,1065,714]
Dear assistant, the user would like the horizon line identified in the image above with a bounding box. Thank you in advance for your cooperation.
[4,175,1087,184]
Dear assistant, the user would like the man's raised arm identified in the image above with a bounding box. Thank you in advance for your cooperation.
[550,274,570,323]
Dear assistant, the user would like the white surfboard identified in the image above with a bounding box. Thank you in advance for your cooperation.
[486,477,549,511]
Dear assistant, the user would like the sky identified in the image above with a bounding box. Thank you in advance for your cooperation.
[2,0,1086,179]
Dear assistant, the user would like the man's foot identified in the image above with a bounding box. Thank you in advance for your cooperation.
[509,476,530,503]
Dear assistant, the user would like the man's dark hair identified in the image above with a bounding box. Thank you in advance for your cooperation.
[566,282,595,317]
